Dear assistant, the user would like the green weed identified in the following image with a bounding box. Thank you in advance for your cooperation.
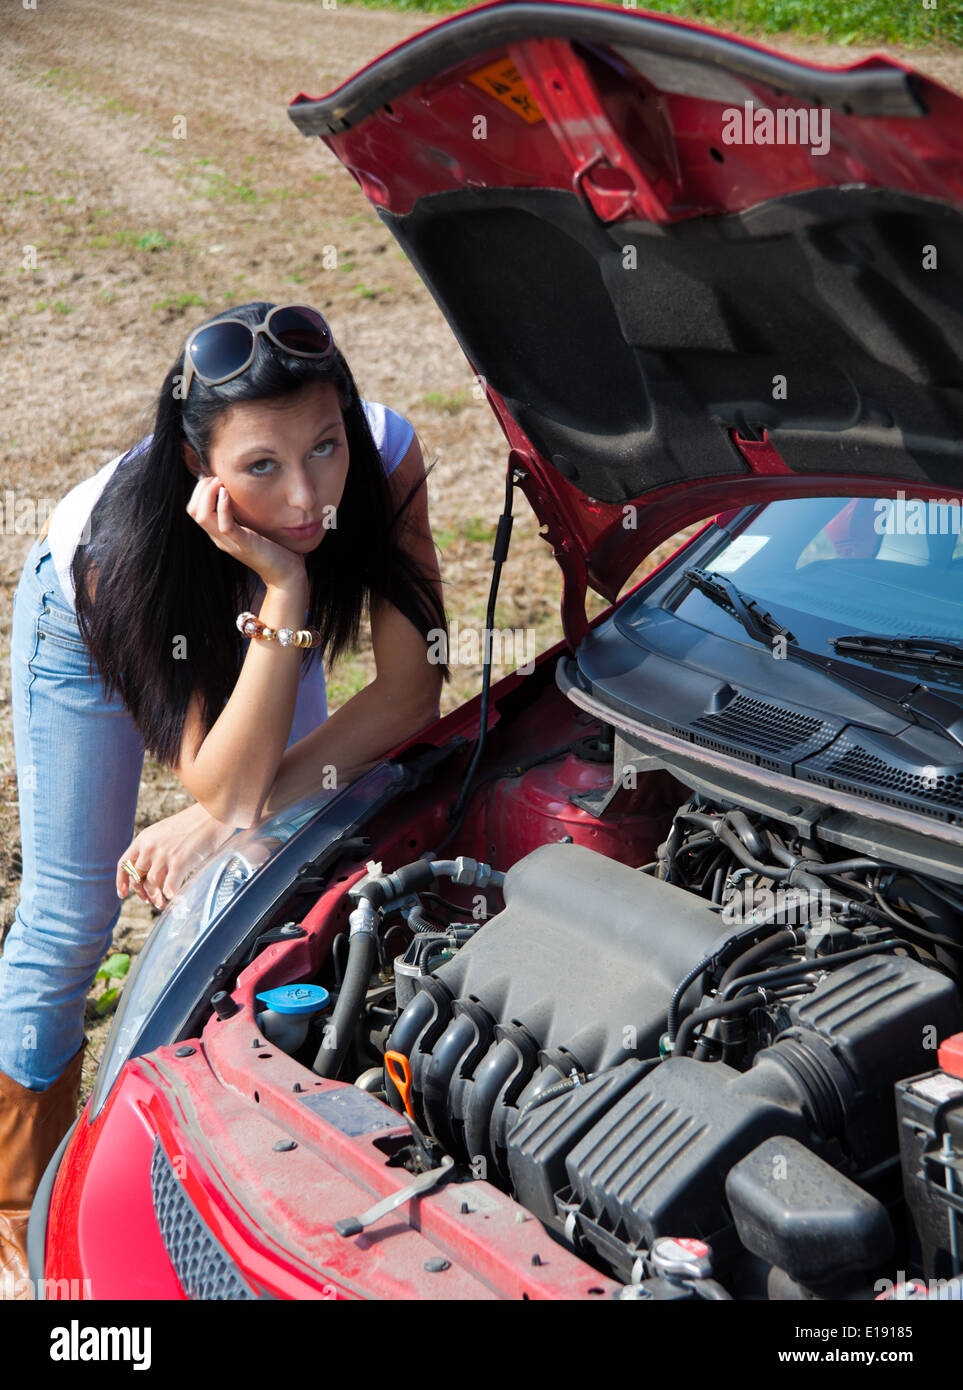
[94,951,131,1016]
[204,171,261,204]
[101,95,139,116]
[153,291,205,311]
[335,0,959,44]
[460,516,497,544]
[423,390,470,414]
[135,231,171,251]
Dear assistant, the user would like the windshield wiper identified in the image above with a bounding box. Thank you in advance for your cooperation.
[683,568,797,646]
[831,634,963,670]
[681,569,963,751]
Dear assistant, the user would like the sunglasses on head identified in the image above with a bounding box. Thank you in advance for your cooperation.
[180,304,335,399]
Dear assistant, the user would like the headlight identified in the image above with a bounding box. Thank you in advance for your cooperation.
[89,763,405,1118]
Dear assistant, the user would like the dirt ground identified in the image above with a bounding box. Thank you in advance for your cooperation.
[1,0,961,1099]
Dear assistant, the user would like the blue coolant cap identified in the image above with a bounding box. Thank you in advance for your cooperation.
[256,984,330,1015]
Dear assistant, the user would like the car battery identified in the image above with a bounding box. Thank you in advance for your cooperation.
[896,1034,963,1283]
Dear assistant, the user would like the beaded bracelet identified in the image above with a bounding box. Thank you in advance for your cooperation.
[236,611,323,649]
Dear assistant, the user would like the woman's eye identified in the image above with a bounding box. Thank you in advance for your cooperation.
[247,441,337,476]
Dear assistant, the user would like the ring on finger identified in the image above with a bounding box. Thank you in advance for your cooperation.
[121,857,143,886]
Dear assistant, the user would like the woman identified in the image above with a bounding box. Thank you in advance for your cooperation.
[0,301,448,1287]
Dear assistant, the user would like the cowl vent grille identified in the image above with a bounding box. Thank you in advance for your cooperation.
[689,695,834,760]
[800,733,963,821]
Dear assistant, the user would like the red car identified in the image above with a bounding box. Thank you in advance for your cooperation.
[33,0,963,1301]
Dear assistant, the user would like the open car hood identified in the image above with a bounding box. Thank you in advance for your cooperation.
[289,0,963,644]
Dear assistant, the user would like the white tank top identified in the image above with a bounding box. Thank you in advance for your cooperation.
[45,400,414,746]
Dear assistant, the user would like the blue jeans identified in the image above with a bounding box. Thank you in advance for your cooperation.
[1,534,145,1089]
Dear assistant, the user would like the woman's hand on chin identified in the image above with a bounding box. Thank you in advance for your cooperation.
[116,802,238,908]
[187,475,307,590]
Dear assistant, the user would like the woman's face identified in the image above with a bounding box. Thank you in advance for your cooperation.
[185,380,349,553]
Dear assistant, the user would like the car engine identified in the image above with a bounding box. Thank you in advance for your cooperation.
[363,797,963,1299]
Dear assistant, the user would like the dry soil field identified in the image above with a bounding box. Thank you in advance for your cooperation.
[1,0,961,1096]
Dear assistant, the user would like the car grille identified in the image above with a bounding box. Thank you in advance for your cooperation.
[150,1136,257,1300]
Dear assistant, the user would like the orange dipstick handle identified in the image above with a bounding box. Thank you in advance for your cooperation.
[385,1049,415,1121]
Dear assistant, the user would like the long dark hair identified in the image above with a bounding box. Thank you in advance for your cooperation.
[73,301,449,768]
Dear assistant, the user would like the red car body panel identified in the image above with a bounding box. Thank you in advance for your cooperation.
[49,890,623,1299]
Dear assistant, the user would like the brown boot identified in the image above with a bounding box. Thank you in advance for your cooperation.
[0,1042,85,1299]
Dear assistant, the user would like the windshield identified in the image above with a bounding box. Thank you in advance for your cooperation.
[670,497,963,693]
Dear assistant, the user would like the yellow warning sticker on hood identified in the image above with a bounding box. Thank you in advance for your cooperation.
[467,58,544,124]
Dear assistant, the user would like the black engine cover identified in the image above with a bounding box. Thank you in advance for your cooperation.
[384,843,724,1174]
[507,954,962,1279]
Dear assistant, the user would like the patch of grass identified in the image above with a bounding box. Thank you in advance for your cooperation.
[52,300,73,314]
[326,657,369,710]
[203,170,261,204]
[267,187,303,201]
[423,389,470,414]
[135,230,171,251]
[428,516,500,549]
[353,281,389,299]
[89,229,133,250]
[90,228,172,252]
[460,516,497,544]
[35,65,83,93]
[91,228,131,250]
[152,291,205,311]
[101,94,139,117]
[100,288,116,303]
[337,0,959,45]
